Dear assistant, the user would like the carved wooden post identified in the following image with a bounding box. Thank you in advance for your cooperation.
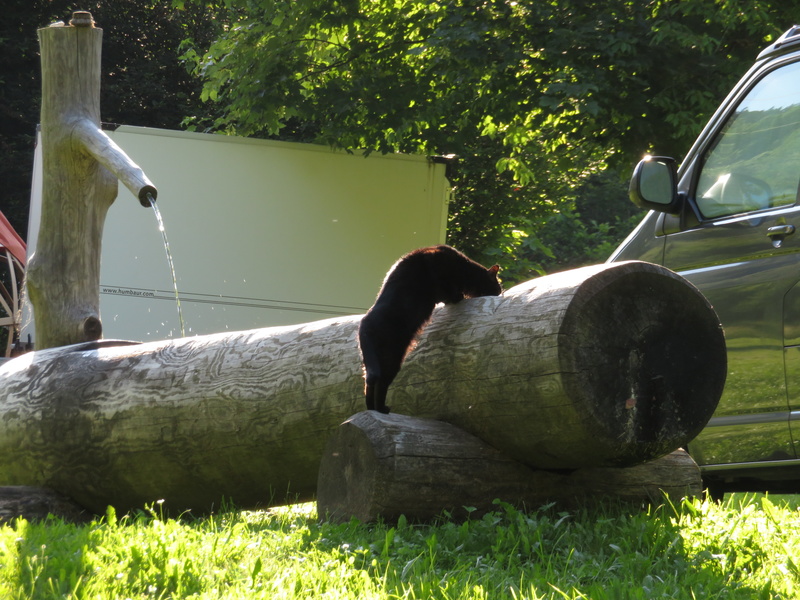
[26,11,156,350]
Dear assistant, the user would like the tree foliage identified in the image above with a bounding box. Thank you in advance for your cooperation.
[4,1,800,282]
[179,0,799,279]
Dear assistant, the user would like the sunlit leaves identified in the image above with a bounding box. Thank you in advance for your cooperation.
[181,0,779,175]
[176,0,800,278]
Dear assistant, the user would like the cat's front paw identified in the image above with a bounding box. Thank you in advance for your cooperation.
[378,405,391,414]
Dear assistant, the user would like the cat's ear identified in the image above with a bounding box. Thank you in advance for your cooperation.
[488,264,500,275]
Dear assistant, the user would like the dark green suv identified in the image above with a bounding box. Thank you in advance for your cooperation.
[610,25,800,495]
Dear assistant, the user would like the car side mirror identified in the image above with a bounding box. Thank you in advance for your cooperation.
[629,156,680,213]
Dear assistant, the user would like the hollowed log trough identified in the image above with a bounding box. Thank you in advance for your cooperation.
[0,261,726,515]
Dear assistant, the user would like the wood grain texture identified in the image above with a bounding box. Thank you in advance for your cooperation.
[0,322,367,513]
[0,261,725,514]
[318,411,702,523]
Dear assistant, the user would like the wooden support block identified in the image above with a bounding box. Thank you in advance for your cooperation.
[317,411,702,523]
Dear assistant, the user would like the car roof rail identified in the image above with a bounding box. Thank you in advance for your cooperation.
[757,25,800,59]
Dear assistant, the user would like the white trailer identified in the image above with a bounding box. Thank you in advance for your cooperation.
[24,125,449,342]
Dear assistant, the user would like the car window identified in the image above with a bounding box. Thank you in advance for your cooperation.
[696,60,800,219]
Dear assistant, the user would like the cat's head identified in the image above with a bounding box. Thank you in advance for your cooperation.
[468,263,502,298]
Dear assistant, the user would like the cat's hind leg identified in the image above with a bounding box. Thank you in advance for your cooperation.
[358,320,381,411]
[364,371,379,411]
[364,372,392,413]
[372,379,391,414]
[358,313,408,414]
[372,357,403,414]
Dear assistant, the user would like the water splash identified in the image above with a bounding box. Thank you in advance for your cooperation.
[147,193,186,338]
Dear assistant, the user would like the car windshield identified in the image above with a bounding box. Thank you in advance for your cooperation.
[697,60,800,219]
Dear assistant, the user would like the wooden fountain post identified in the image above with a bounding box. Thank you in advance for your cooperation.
[26,11,156,350]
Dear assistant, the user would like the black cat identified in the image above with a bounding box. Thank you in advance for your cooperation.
[358,245,502,413]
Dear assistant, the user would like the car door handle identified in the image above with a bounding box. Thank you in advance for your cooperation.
[767,224,796,237]
[766,224,795,248]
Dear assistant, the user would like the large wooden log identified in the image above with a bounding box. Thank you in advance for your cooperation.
[26,13,156,350]
[317,411,702,523]
[399,260,726,468]
[0,261,725,514]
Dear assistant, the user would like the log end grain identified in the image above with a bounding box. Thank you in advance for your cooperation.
[559,263,727,467]
[316,416,381,523]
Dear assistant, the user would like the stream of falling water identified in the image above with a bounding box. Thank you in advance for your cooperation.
[147,193,186,337]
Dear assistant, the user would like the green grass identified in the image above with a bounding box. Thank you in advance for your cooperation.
[1,494,799,599]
